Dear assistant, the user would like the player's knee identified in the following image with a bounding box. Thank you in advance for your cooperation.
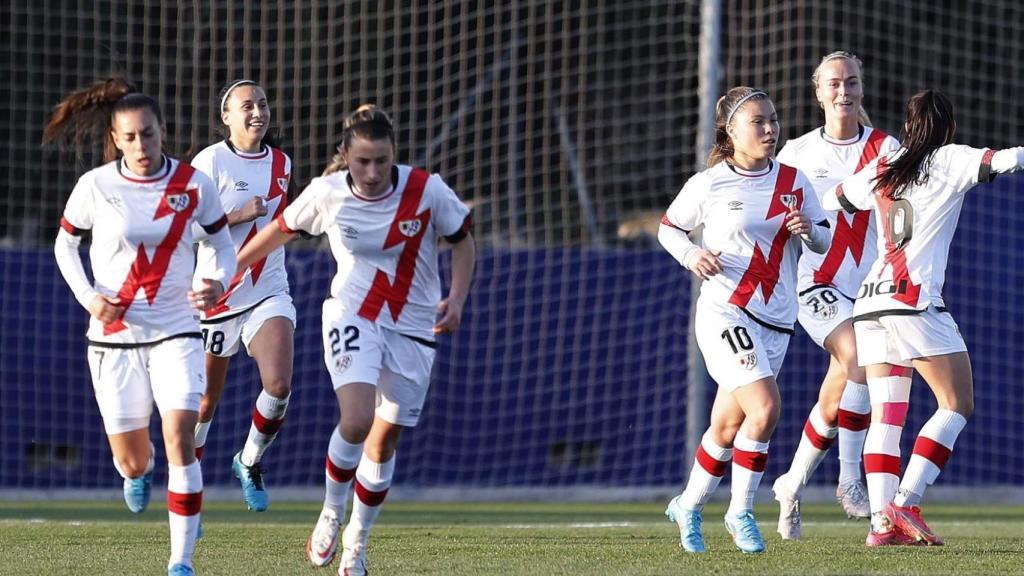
[339,418,372,443]
[262,376,291,399]
[115,455,149,478]
[746,402,780,434]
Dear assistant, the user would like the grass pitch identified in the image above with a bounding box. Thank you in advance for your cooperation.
[1,500,1021,575]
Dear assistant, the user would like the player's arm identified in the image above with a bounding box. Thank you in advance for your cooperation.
[986,146,1024,180]
[237,216,297,272]
[659,176,721,281]
[54,222,125,323]
[434,225,476,334]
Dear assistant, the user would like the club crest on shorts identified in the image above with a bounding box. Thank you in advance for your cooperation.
[277,175,290,192]
[335,353,352,373]
[739,352,758,370]
[165,193,191,212]
[815,302,838,321]
[399,219,422,237]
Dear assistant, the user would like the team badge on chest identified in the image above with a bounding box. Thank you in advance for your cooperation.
[165,193,191,212]
[277,175,290,192]
[398,219,422,237]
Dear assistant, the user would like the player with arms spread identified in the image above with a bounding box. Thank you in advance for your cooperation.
[47,77,236,576]
[191,79,295,512]
[233,104,475,575]
[822,89,1024,546]
[660,87,830,554]
[772,51,900,539]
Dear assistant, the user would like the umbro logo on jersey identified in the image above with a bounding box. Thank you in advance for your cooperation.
[399,220,422,237]
[342,225,359,239]
[235,181,249,190]
[106,196,123,208]
[813,168,829,179]
[166,193,191,212]
[728,200,744,210]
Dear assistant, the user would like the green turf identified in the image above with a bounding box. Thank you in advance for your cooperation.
[1,500,1022,575]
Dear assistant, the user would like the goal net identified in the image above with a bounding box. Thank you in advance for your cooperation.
[2,1,1022,498]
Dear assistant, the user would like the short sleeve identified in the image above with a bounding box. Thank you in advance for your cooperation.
[61,174,96,231]
[427,174,471,237]
[192,170,228,231]
[663,172,709,232]
[934,144,992,195]
[282,177,331,236]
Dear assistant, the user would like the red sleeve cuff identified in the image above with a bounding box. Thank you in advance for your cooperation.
[60,217,87,236]
[275,213,297,234]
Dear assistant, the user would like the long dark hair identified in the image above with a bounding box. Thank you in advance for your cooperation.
[322,104,396,176]
[42,77,163,163]
[873,89,956,200]
[707,87,771,168]
[217,79,281,150]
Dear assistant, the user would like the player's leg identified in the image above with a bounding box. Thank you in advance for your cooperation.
[232,301,296,512]
[887,312,972,545]
[194,354,229,460]
[339,332,434,575]
[725,376,779,554]
[824,321,871,518]
[89,345,156,513]
[341,416,403,576]
[862,361,914,545]
[195,316,242,461]
[150,338,206,575]
[666,387,742,553]
[309,301,380,567]
[774,355,841,538]
[308,382,375,567]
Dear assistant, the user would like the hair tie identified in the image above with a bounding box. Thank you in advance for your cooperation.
[725,91,767,127]
[220,79,255,112]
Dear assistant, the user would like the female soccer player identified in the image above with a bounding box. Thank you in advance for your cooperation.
[772,51,900,539]
[822,89,1023,546]
[191,79,294,512]
[48,77,236,576]
[660,87,830,554]
[233,105,475,575]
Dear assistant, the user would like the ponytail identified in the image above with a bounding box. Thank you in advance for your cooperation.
[323,104,395,175]
[873,89,956,200]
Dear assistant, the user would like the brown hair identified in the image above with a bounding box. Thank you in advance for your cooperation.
[873,89,956,200]
[707,87,771,168]
[812,51,873,127]
[42,77,163,163]
[322,104,396,176]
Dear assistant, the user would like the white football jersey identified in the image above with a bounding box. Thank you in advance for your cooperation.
[662,161,827,330]
[835,144,995,318]
[777,126,900,298]
[281,165,472,339]
[192,142,292,319]
[60,157,229,344]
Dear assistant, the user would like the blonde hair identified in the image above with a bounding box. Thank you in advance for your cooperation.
[322,104,396,176]
[707,87,772,168]
[813,51,873,127]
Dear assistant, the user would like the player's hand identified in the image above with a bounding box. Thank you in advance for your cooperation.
[686,249,722,281]
[189,279,225,311]
[785,208,811,236]
[88,294,125,324]
[233,196,269,224]
[433,298,465,334]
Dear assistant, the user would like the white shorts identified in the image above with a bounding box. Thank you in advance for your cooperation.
[200,294,296,357]
[321,298,437,427]
[854,307,967,367]
[87,337,206,434]
[797,286,854,349]
[695,300,791,392]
